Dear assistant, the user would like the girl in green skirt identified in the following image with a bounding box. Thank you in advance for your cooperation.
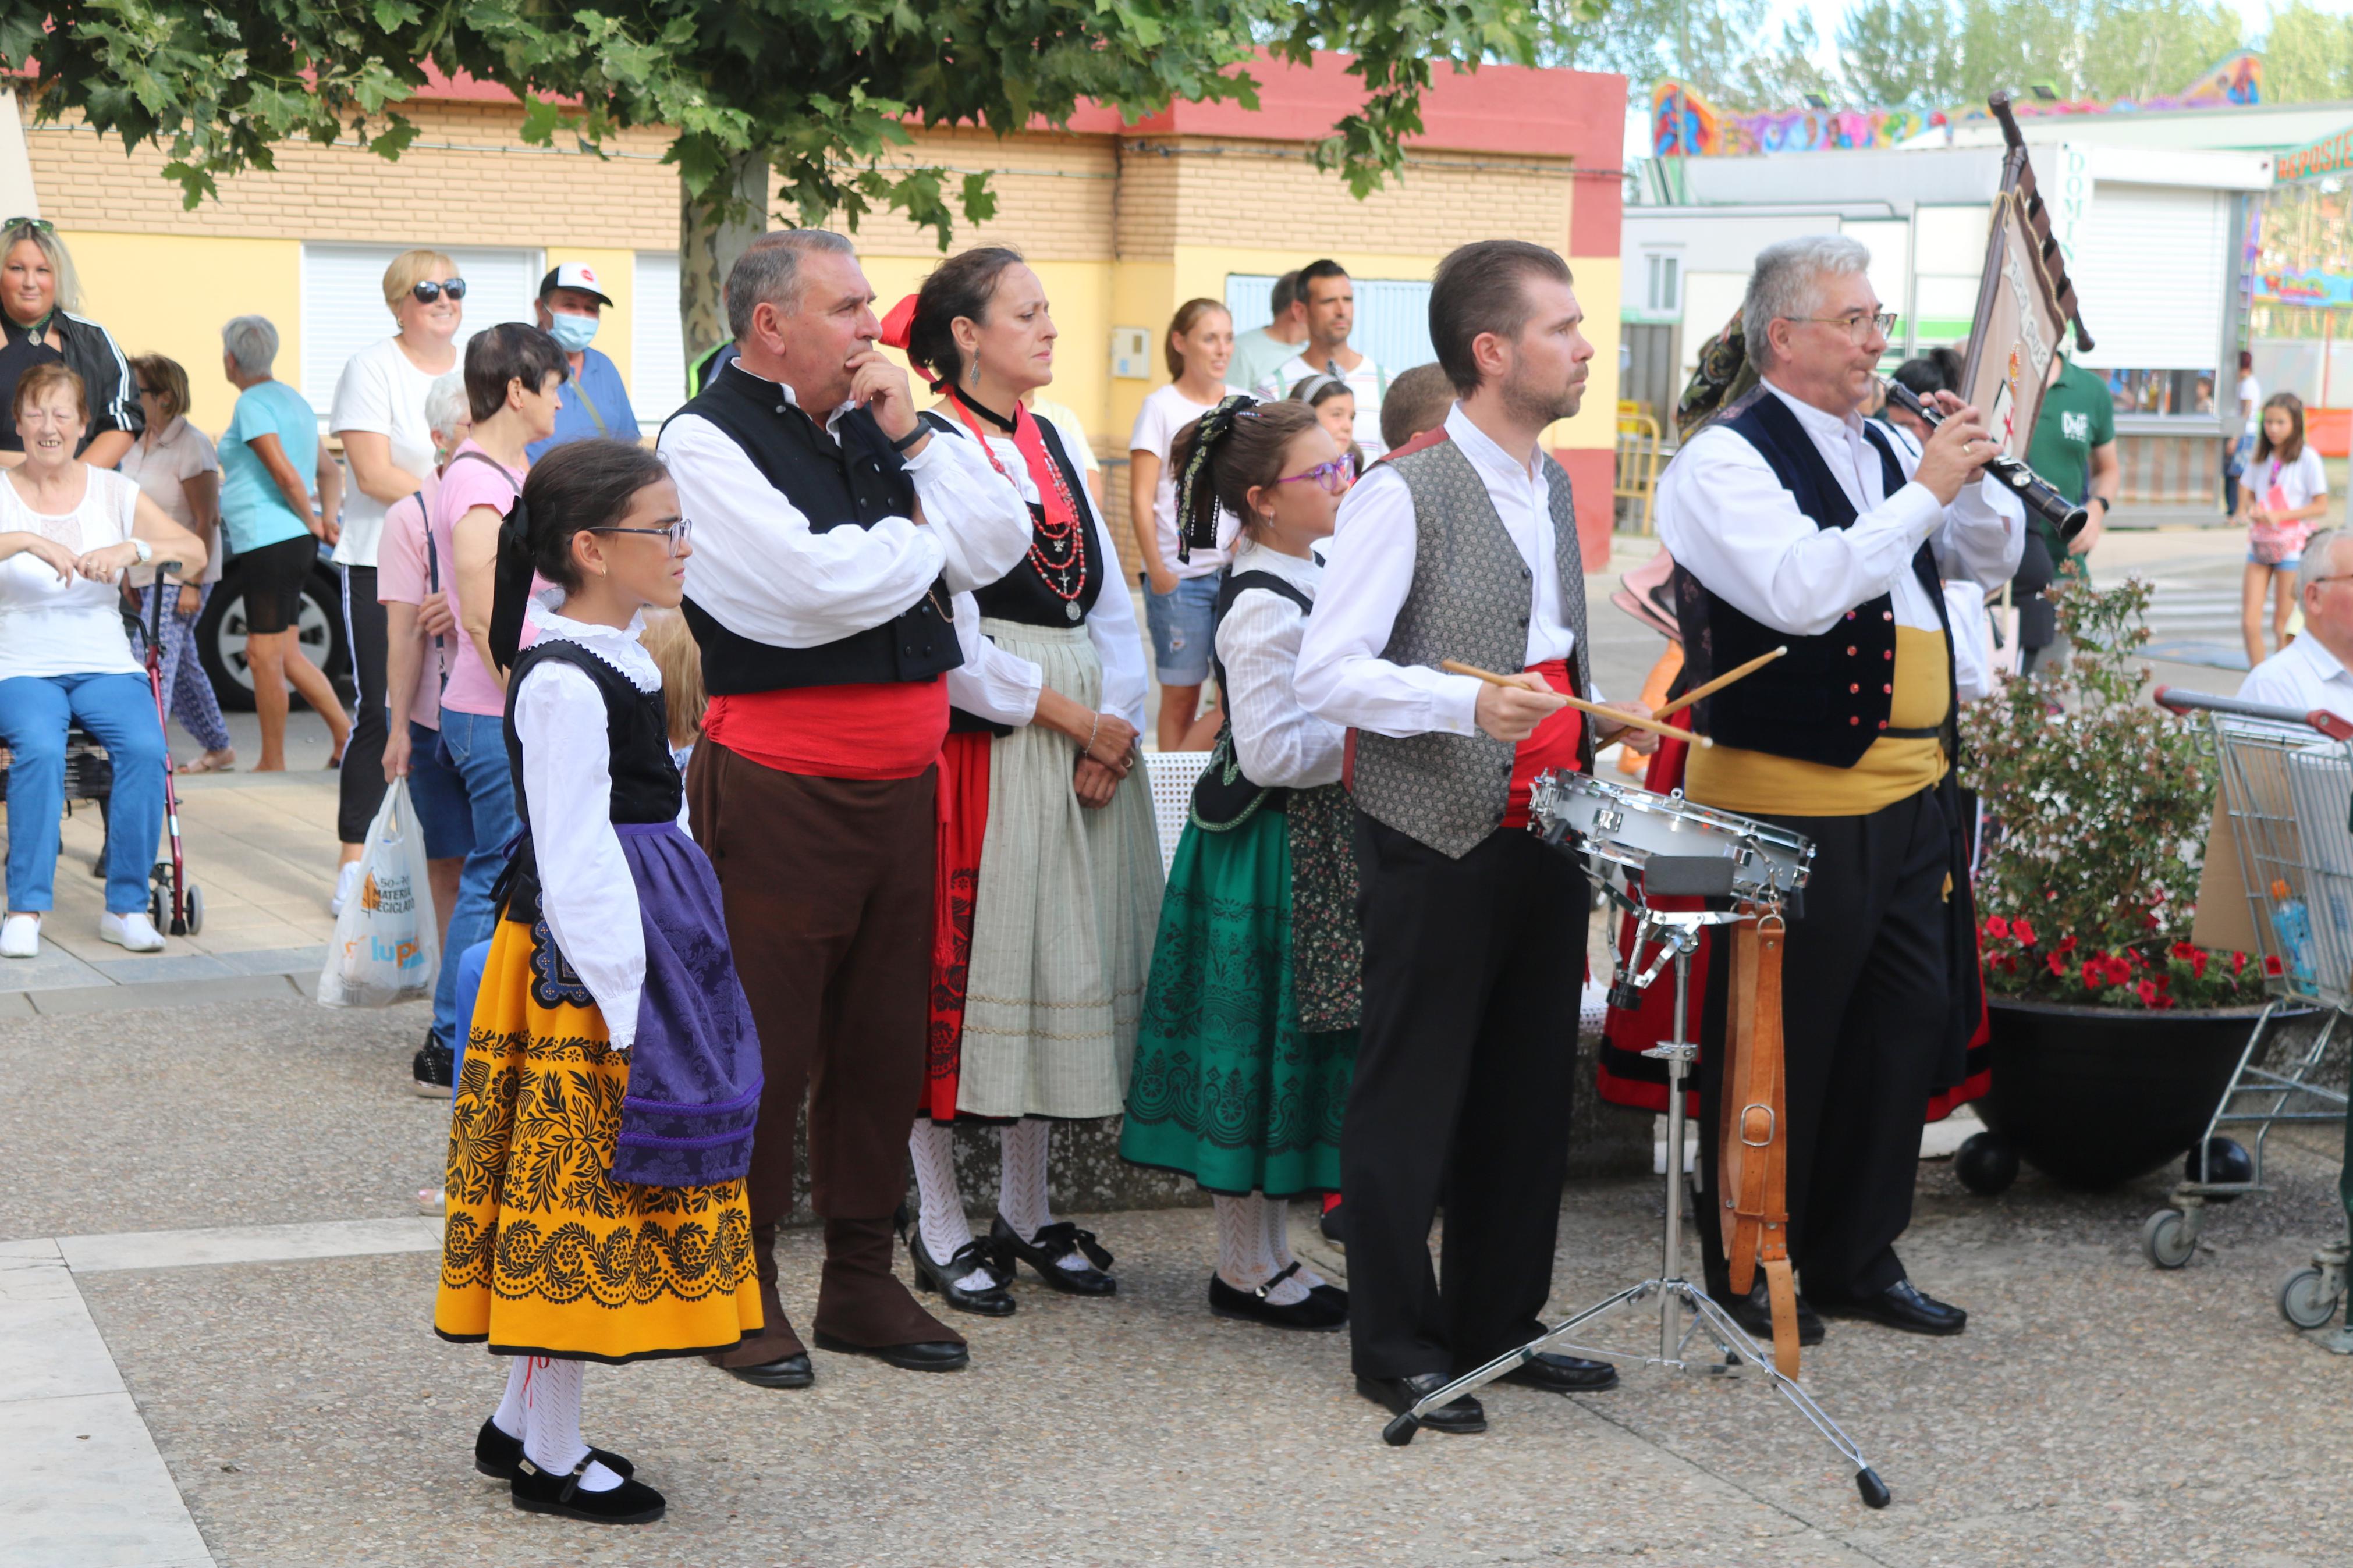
[1121,397,1360,1331]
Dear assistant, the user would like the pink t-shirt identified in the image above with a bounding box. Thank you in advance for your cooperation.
[375,476,450,728]
[430,440,530,718]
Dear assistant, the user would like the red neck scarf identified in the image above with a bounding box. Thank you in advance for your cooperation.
[947,387,1078,533]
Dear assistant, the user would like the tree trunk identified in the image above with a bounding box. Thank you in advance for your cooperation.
[678,149,770,370]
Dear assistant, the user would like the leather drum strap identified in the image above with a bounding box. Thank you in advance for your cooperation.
[1718,911,1798,1378]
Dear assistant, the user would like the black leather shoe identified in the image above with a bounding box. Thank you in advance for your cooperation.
[722,1352,813,1389]
[1307,1282,1348,1314]
[412,1037,453,1097]
[989,1216,1117,1296]
[1726,1279,1826,1347]
[1208,1268,1346,1331]
[1356,1373,1485,1434]
[1817,1279,1967,1336]
[810,1330,970,1371]
[474,1418,634,1481]
[510,1457,665,1524]
[1495,1352,1619,1393]
[1319,1200,1347,1249]
[902,1224,1017,1317]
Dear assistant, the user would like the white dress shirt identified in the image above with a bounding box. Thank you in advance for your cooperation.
[932,414,1152,732]
[1294,403,1580,739]
[510,594,686,1052]
[1218,538,1345,788]
[658,365,1032,649]
[2238,632,2353,723]
[1655,381,2023,637]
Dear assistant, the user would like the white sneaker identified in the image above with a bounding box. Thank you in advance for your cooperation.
[99,911,166,953]
[330,861,363,916]
[0,913,39,958]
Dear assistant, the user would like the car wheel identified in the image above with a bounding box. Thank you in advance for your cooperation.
[197,559,350,714]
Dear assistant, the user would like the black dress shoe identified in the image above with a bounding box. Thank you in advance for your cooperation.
[1208,1267,1346,1331]
[510,1457,666,1524]
[989,1216,1117,1296]
[810,1330,970,1371]
[1725,1279,1826,1347]
[1356,1373,1485,1434]
[1495,1352,1619,1393]
[474,1418,634,1481]
[1319,1200,1347,1249]
[1817,1279,1967,1336]
[722,1352,813,1389]
[904,1229,1017,1317]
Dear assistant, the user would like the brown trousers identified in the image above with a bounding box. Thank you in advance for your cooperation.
[688,741,956,1362]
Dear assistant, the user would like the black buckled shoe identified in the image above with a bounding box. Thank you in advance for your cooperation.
[989,1216,1117,1296]
[412,1036,453,1097]
[510,1457,665,1524]
[1208,1265,1346,1331]
[1356,1373,1485,1434]
[1495,1352,1619,1393]
[809,1331,970,1371]
[1817,1279,1967,1337]
[722,1352,813,1389]
[907,1232,1017,1317]
[1726,1279,1826,1347]
[474,1418,633,1481]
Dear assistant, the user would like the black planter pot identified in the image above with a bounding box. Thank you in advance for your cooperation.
[1975,997,2294,1190]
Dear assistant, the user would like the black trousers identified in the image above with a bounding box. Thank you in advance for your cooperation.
[1342,811,1588,1379]
[1695,785,1951,1304]
[336,564,389,844]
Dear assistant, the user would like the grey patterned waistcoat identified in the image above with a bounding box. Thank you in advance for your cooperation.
[1351,436,1592,859]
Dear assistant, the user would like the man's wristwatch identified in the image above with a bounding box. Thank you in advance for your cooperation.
[890,424,927,453]
[2090,496,2110,515]
[129,537,154,564]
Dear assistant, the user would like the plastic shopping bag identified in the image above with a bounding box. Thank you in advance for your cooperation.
[317,778,441,1008]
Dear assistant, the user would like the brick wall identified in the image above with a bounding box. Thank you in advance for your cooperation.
[843,128,1117,259]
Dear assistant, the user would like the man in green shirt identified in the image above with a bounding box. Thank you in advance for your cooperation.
[2023,349,2117,581]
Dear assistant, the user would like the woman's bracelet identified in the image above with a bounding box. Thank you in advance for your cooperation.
[1084,711,1102,758]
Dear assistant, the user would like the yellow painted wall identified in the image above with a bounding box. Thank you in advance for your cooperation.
[1550,254,1623,453]
[544,246,638,390]
[65,232,300,435]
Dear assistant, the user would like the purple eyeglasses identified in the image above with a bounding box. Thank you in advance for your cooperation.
[1275,458,1354,496]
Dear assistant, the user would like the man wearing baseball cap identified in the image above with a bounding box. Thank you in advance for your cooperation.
[526,260,642,460]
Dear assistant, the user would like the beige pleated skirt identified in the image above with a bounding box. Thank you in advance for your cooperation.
[956,618,1165,1119]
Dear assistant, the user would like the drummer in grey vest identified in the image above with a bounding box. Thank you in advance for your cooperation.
[1296,240,1657,1432]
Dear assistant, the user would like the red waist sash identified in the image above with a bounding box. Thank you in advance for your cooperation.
[702,678,949,780]
[1501,659,1583,830]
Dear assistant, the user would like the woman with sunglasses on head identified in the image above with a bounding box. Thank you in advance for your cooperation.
[881,247,1159,1313]
[0,219,142,471]
[1122,397,1356,1329]
[326,250,467,918]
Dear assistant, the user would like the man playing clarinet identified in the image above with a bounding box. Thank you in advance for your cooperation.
[1297,240,1653,1432]
[1656,234,2022,1342]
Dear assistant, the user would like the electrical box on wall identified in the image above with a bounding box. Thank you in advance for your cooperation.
[1111,328,1151,380]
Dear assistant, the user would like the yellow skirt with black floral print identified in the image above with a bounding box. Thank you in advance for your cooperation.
[433,918,762,1363]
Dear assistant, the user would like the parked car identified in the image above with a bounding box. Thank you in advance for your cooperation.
[194,538,353,713]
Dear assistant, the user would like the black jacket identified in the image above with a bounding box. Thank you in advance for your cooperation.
[0,311,144,453]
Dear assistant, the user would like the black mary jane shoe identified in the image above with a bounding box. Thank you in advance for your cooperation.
[809,1331,970,1372]
[1726,1279,1827,1347]
[1816,1279,1967,1337]
[1356,1373,1485,1434]
[474,1418,634,1481]
[989,1216,1117,1296]
[722,1352,814,1389]
[510,1457,666,1525]
[1494,1351,1620,1393]
[1208,1265,1346,1331]
[1307,1281,1348,1314]
[908,1235,1018,1317]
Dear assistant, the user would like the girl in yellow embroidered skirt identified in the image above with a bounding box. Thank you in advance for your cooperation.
[432,432,762,1525]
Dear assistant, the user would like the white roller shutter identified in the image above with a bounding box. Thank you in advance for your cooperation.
[1223,273,1437,376]
[631,250,686,423]
[2072,183,2226,372]
[299,244,542,419]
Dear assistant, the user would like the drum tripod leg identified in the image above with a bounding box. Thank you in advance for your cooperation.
[1378,1283,1653,1447]
[1680,1285,1891,1509]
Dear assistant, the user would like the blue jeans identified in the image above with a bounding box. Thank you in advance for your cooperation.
[0,672,168,914]
[1144,571,1222,685]
[430,709,520,1051]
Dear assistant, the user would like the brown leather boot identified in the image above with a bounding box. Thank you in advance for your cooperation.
[810,1214,969,1371]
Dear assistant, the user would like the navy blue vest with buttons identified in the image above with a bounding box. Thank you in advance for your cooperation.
[1670,390,1954,769]
[667,361,958,692]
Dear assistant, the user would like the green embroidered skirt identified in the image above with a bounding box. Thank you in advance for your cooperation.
[1119,803,1357,1197]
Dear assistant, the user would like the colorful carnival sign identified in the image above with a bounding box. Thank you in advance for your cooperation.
[2255,268,2353,308]
[2276,125,2353,184]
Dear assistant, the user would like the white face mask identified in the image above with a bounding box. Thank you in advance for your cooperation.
[547,310,599,353]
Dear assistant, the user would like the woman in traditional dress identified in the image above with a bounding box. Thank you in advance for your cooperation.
[878,248,1159,1313]
[1121,396,1357,1329]
[434,438,763,1524]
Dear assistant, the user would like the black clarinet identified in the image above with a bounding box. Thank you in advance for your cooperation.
[1881,379,2089,546]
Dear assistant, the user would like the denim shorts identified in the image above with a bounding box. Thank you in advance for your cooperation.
[1144,571,1222,685]
[403,719,475,861]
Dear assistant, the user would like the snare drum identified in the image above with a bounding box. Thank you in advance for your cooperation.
[1528,771,1813,901]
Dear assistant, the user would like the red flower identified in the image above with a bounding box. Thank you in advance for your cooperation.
[2137,979,2159,1005]
[2188,949,2208,979]
[2158,995,2177,1010]
[2265,954,2285,977]
[2057,936,2079,956]
[2012,919,2038,948]
[2171,941,2198,961]
[2046,951,2070,978]
[2102,957,2133,987]
[2001,955,2018,973]
[2081,959,2104,991]
[2232,951,2250,975]
[1984,915,2011,941]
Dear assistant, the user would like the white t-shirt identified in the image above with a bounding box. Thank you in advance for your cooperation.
[2255,446,2327,511]
[2239,373,2262,438]
[1257,353,1387,461]
[328,336,446,568]
[118,417,223,584]
[0,467,145,680]
[1128,382,1243,580]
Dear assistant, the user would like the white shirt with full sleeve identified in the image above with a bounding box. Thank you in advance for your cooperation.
[1218,538,1344,788]
[1294,403,1580,741]
[929,411,1151,733]
[658,366,1033,649]
[510,595,684,1051]
[1655,381,2024,638]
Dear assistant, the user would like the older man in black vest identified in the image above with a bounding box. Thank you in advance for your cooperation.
[1297,240,1654,1433]
[659,230,1031,1387]
[1656,233,2022,1343]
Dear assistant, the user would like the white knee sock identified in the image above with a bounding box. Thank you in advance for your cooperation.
[908,1119,993,1291]
[1214,1193,1304,1302]
[1262,1195,1319,1299]
[492,1357,530,1438]
[1000,1118,1091,1270]
[516,1356,621,1493]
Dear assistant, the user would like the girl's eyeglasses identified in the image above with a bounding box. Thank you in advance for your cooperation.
[1275,458,1354,496]
[410,279,469,304]
[585,518,693,557]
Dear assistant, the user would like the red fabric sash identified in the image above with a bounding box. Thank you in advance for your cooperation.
[949,390,1076,533]
[701,680,948,781]
[1500,659,1584,830]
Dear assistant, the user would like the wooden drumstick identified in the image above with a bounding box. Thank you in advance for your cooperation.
[1439,660,1711,748]
[1651,645,1790,720]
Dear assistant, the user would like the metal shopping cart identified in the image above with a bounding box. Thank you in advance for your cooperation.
[2143,689,2350,1322]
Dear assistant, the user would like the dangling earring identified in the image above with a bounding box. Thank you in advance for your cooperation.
[967,360,979,387]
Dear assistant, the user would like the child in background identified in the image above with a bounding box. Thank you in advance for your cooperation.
[639,607,707,777]
[2238,392,2329,667]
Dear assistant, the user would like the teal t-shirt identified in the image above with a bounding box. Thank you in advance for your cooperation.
[2024,359,2114,581]
[218,379,319,554]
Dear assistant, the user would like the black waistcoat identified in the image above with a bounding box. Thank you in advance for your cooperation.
[668,361,958,693]
[497,638,682,923]
[1671,391,1954,769]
